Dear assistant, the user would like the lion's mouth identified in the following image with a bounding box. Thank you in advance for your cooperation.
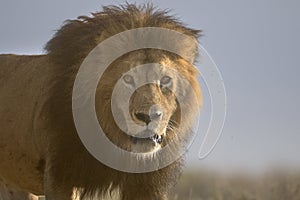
[130,133,163,145]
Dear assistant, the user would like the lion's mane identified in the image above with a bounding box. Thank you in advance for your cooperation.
[45,3,201,199]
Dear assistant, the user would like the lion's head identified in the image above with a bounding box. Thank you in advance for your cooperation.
[46,4,202,156]
[94,49,202,154]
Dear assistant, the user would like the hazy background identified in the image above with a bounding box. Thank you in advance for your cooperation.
[0,0,299,174]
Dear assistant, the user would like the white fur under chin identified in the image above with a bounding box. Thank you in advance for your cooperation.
[131,142,161,155]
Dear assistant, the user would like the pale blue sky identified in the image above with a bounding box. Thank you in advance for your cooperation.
[0,0,299,173]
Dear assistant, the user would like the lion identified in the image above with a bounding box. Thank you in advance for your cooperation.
[0,3,202,200]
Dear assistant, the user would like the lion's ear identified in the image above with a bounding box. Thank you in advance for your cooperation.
[176,58,202,108]
[154,29,200,64]
[161,30,199,64]
[177,37,199,64]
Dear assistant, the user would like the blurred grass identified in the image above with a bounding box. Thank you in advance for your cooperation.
[36,169,300,200]
[169,169,300,200]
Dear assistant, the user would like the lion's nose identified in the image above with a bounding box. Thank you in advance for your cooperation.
[135,111,162,125]
[150,111,162,120]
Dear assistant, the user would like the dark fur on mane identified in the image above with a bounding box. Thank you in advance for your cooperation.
[45,3,201,66]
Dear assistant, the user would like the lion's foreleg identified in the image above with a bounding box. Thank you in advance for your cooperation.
[43,180,73,200]
[0,182,37,200]
[43,169,73,200]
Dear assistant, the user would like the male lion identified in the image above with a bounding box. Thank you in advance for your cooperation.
[0,4,202,200]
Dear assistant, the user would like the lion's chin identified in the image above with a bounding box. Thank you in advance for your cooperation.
[127,128,165,153]
[130,141,162,154]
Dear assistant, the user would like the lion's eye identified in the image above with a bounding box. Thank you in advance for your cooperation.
[123,74,134,85]
[160,76,172,86]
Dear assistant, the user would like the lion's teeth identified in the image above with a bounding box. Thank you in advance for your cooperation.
[157,135,163,144]
[151,134,163,144]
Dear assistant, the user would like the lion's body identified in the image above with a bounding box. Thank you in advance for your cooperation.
[0,4,201,200]
[0,55,48,189]
[0,55,50,198]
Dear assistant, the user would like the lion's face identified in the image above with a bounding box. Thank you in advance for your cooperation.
[117,64,180,153]
[96,50,201,154]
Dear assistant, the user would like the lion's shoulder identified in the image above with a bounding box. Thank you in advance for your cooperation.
[0,54,48,86]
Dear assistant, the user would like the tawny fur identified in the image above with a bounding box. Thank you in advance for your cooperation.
[0,4,201,200]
